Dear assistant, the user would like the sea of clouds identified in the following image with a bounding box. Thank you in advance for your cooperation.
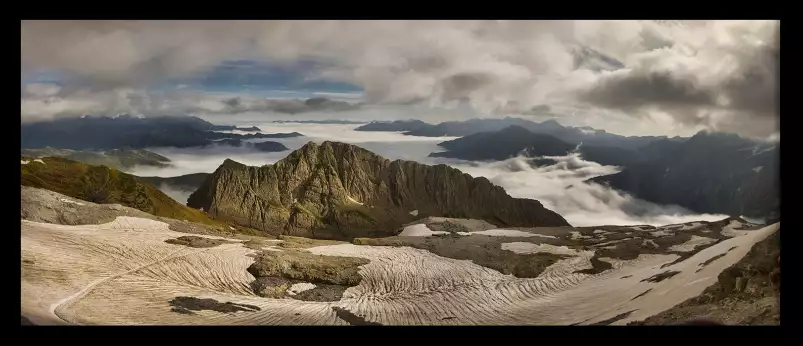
[126,120,727,226]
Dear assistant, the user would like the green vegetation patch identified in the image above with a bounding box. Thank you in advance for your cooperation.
[21,156,221,228]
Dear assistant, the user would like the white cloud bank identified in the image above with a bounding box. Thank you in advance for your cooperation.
[428,152,728,227]
[22,20,779,138]
[130,122,727,226]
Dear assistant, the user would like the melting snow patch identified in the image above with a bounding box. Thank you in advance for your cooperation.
[398,224,449,237]
[593,229,610,235]
[58,198,85,206]
[642,239,659,248]
[286,283,316,296]
[501,242,584,256]
[594,239,625,247]
[346,196,364,206]
[21,160,29,165]
[470,229,549,238]
[650,230,673,237]
[409,210,419,216]
[752,166,763,173]
[33,159,46,165]
[679,222,704,231]
[722,220,749,237]
[668,236,716,252]
[570,231,593,240]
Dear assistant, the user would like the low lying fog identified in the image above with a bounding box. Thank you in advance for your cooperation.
[430,154,727,226]
[127,120,727,227]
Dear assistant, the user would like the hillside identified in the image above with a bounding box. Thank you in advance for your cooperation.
[21,147,171,170]
[629,227,780,325]
[21,156,220,227]
[590,131,780,219]
[187,141,569,239]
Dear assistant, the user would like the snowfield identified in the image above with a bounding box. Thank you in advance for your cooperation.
[21,215,779,325]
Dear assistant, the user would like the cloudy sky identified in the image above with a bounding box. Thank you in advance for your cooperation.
[21,20,779,138]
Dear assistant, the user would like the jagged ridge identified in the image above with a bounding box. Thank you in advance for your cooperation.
[188,141,570,239]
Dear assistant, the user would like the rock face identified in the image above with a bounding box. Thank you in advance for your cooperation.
[188,141,570,239]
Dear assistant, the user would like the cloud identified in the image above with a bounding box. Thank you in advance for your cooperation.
[428,151,728,227]
[21,20,264,87]
[577,20,779,138]
[20,85,363,122]
[22,20,779,137]
[219,97,362,114]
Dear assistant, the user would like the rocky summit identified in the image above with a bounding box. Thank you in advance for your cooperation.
[188,141,570,239]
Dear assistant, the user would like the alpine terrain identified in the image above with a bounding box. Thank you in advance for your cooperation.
[187,141,570,239]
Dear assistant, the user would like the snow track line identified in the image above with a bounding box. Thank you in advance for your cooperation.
[49,244,240,325]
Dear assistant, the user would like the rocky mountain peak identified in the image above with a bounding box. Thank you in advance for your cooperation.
[188,141,569,239]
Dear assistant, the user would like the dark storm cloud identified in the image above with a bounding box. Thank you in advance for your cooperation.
[441,73,495,101]
[578,27,779,138]
[220,97,363,114]
[580,72,717,112]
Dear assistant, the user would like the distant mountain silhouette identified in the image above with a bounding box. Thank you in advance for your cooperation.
[429,125,665,168]
[355,120,431,132]
[357,116,683,151]
[590,131,779,219]
[21,115,302,150]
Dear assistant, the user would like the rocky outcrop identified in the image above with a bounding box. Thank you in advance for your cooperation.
[629,228,780,325]
[188,141,569,239]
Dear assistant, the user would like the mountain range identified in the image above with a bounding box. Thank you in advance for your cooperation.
[356,117,684,151]
[425,123,779,220]
[591,131,780,220]
[21,115,303,150]
[206,139,289,152]
[430,125,646,167]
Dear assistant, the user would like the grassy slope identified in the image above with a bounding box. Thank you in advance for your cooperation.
[21,156,221,227]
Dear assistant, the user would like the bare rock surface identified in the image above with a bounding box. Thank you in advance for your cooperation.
[187,141,569,239]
